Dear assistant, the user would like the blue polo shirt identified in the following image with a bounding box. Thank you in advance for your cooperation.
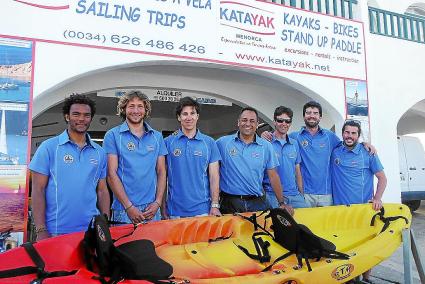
[289,127,340,195]
[331,143,384,205]
[29,130,107,234]
[263,135,301,196]
[165,129,221,217]
[103,122,167,210]
[216,133,278,196]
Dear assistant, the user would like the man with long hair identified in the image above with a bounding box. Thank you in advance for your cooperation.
[103,91,167,223]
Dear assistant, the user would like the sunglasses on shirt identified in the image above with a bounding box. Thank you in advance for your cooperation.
[275,118,292,124]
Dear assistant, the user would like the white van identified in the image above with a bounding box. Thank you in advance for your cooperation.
[398,135,425,211]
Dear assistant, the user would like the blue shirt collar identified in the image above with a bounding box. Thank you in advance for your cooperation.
[272,133,292,146]
[176,129,202,140]
[343,142,362,154]
[233,132,262,145]
[300,126,324,135]
[119,121,154,134]
[58,130,94,147]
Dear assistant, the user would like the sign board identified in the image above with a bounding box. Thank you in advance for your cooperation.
[98,88,232,106]
[345,79,370,142]
[0,0,366,80]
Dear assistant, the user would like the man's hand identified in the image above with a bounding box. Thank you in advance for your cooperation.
[363,142,377,155]
[209,207,222,216]
[370,198,383,211]
[261,131,273,142]
[141,202,160,220]
[126,206,145,223]
[280,204,295,216]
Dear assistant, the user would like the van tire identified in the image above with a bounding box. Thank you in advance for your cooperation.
[403,200,421,212]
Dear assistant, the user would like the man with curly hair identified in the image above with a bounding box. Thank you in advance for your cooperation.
[103,91,167,224]
[29,94,110,240]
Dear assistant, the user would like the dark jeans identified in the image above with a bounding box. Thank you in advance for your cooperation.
[220,194,270,214]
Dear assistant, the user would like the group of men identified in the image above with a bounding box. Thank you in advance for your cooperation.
[30,92,387,243]
[261,101,386,211]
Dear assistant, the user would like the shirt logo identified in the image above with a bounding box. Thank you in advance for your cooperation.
[252,152,260,158]
[194,150,203,156]
[229,148,237,156]
[173,148,182,156]
[89,158,98,165]
[301,140,309,147]
[334,158,341,165]
[147,145,155,152]
[319,143,326,148]
[288,152,296,159]
[127,142,136,151]
[63,154,74,163]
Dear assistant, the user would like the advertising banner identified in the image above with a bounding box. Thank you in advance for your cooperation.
[345,79,369,142]
[0,38,33,239]
[0,0,366,80]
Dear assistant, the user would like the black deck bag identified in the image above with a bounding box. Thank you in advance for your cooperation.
[84,214,173,283]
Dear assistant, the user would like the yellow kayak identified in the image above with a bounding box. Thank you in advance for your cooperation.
[154,203,411,283]
[0,203,411,284]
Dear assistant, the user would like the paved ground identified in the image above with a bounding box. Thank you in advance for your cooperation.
[368,202,424,284]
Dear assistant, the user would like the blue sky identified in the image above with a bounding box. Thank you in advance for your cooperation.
[0,45,32,65]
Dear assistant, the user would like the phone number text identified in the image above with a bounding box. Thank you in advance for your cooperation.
[63,30,206,54]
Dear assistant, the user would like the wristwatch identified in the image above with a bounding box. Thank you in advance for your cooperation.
[211,202,220,209]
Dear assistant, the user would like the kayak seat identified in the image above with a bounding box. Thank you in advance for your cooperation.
[236,208,350,272]
[84,215,173,283]
[266,208,350,271]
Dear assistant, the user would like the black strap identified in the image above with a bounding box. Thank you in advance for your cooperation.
[111,223,138,243]
[297,254,313,272]
[208,233,233,243]
[234,212,274,239]
[0,266,38,278]
[370,207,409,233]
[23,242,77,282]
[235,233,271,263]
[262,251,293,272]
[0,243,76,282]
[22,242,45,275]
[236,213,260,231]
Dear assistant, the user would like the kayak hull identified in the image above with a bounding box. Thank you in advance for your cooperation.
[0,204,412,284]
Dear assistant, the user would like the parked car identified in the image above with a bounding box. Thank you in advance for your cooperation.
[398,135,425,211]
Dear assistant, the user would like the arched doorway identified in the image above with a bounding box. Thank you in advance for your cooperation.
[31,61,343,155]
